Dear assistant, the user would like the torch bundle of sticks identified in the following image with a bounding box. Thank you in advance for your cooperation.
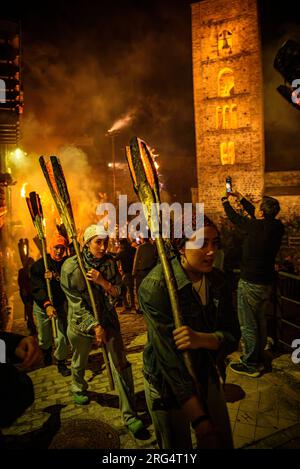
[26,191,57,339]
[18,238,29,267]
[126,136,197,384]
[39,155,114,390]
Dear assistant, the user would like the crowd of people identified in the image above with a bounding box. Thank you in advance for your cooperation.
[1,192,285,449]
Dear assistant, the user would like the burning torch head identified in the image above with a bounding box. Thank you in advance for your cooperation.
[49,233,68,261]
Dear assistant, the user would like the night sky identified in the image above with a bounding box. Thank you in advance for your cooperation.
[2,0,300,201]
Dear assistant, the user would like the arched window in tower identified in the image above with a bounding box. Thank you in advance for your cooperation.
[223,105,230,129]
[220,141,235,165]
[228,141,235,164]
[218,68,235,97]
[218,30,233,56]
[216,107,223,129]
[231,105,238,129]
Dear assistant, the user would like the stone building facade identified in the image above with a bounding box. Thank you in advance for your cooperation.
[191,0,265,218]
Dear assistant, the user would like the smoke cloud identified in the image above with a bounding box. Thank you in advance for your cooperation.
[17,0,195,204]
[10,144,100,260]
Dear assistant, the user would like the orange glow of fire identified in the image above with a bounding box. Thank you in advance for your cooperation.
[21,182,28,198]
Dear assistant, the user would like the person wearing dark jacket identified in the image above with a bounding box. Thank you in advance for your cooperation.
[139,216,239,449]
[132,236,157,313]
[221,192,284,377]
[0,332,41,430]
[17,257,36,336]
[30,233,70,376]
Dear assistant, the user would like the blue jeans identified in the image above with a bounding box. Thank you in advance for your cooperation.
[237,279,272,369]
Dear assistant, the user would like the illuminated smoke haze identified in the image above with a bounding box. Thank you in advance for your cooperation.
[11,145,100,259]
[2,0,300,264]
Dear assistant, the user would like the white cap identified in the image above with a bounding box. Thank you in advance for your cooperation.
[83,224,109,245]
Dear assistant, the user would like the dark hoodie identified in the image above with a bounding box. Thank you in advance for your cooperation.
[30,255,67,309]
[223,198,284,284]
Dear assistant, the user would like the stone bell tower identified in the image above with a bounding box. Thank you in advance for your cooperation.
[191,0,265,218]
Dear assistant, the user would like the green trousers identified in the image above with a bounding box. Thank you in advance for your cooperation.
[33,302,68,361]
[68,325,138,426]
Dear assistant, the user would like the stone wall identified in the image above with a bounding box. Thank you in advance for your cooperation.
[264,171,300,217]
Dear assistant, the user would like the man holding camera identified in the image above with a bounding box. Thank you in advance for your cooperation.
[221,191,284,377]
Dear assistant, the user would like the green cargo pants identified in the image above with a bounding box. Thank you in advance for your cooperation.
[68,325,138,426]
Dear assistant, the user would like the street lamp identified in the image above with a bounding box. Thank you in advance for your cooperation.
[106,129,119,204]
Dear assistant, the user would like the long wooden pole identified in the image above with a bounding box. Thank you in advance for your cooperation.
[39,156,114,390]
[40,236,58,339]
[126,137,198,384]
[26,193,58,339]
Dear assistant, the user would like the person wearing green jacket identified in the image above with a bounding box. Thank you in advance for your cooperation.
[60,224,144,437]
[139,215,240,449]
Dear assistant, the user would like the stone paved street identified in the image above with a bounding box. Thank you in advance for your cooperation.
[3,293,300,449]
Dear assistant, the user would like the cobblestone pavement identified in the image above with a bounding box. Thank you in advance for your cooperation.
[4,293,300,449]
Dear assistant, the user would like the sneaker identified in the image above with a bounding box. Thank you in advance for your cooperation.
[73,392,90,405]
[57,361,71,377]
[127,418,144,436]
[229,361,260,378]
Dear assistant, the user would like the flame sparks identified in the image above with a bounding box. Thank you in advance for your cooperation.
[21,182,28,198]
[108,110,135,134]
[150,147,160,170]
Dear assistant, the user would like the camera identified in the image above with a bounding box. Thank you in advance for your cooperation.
[226,176,232,194]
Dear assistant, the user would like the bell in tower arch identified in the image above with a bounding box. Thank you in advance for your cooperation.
[218,30,232,55]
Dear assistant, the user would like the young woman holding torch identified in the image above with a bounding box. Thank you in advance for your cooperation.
[60,224,145,437]
[139,216,240,449]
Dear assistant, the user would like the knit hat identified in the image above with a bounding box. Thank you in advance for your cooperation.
[49,233,68,250]
[83,224,109,246]
[49,233,68,261]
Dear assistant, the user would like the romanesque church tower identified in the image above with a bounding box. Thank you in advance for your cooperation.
[191,0,264,217]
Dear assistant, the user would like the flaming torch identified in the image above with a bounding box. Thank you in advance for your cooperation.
[126,137,198,385]
[107,110,135,134]
[26,191,57,339]
[107,110,135,203]
[21,182,28,199]
[39,155,114,390]
[18,238,29,267]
